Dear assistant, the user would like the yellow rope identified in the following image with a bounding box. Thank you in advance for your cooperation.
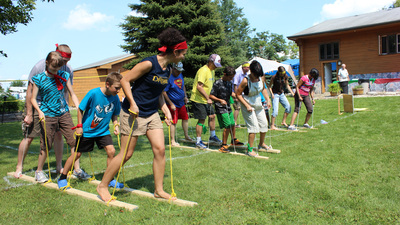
[40,118,52,184]
[116,124,129,189]
[65,133,81,190]
[107,110,136,205]
[168,124,177,202]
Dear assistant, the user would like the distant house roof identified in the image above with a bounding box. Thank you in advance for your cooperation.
[74,53,134,71]
[288,7,400,39]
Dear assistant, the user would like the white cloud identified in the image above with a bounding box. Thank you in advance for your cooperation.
[20,74,29,81]
[128,10,147,18]
[321,0,394,20]
[63,4,114,31]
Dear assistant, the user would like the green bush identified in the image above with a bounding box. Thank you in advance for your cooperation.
[328,83,342,93]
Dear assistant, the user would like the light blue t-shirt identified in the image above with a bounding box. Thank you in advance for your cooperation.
[79,87,121,138]
[31,71,70,117]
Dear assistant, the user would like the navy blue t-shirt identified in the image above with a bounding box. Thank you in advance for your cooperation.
[122,55,171,117]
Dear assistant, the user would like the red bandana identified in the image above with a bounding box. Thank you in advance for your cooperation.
[55,44,72,59]
[47,70,67,90]
[158,41,188,53]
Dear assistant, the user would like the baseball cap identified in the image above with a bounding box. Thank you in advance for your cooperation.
[209,54,222,68]
[173,62,184,71]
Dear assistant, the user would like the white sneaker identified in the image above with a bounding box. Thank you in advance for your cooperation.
[288,125,296,131]
[35,171,49,183]
[303,123,311,128]
[73,169,91,180]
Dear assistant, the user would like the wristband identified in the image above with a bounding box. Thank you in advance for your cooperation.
[71,124,83,130]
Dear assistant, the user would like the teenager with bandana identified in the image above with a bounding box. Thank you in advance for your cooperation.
[97,28,188,202]
[31,51,80,183]
[14,44,89,182]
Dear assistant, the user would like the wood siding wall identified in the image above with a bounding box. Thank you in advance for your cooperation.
[294,23,400,92]
[70,56,135,106]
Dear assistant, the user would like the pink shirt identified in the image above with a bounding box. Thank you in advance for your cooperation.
[299,75,316,96]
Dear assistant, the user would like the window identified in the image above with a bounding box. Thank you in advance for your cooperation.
[319,42,339,60]
[380,34,400,55]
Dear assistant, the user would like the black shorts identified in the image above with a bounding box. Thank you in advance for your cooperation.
[191,101,215,120]
[75,135,113,153]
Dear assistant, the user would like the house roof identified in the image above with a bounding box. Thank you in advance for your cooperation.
[74,53,134,71]
[288,7,400,39]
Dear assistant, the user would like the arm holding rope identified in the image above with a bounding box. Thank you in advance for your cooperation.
[75,108,84,136]
[112,115,120,136]
[162,91,175,111]
[262,76,271,108]
[65,79,80,110]
[159,95,172,126]
[31,83,45,121]
[296,79,304,101]
[236,78,252,112]
[209,94,226,106]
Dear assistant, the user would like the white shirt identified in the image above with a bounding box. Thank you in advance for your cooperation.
[338,68,349,82]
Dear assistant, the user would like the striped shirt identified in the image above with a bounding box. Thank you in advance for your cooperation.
[32,71,70,117]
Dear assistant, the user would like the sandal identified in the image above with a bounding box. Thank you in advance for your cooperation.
[245,144,256,157]
[258,145,271,151]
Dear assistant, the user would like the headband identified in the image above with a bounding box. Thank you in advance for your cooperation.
[158,41,188,53]
[279,71,286,75]
[242,63,250,67]
[55,44,72,59]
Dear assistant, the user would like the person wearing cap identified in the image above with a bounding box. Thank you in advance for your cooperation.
[162,62,192,146]
[190,54,223,149]
[233,62,250,127]
[14,44,90,182]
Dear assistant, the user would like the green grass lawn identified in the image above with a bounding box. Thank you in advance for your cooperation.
[0,96,399,224]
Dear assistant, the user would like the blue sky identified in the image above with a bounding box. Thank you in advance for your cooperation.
[0,0,395,88]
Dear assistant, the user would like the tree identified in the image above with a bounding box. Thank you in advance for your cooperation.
[287,40,299,59]
[248,31,288,62]
[0,0,53,57]
[216,0,252,66]
[10,80,26,87]
[389,0,400,8]
[120,0,228,77]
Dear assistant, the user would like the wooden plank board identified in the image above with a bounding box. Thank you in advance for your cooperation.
[179,138,220,146]
[228,145,281,154]
[169,144,269,159]
[89,180,198,207]
[271,128,307,133]
[7,172,138,211]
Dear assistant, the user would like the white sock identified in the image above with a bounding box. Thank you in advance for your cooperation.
[210,130,216,137]
[197,137,202,143]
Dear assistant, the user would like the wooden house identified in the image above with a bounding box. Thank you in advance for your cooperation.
[71,54,136,106]
[288,7,400,93]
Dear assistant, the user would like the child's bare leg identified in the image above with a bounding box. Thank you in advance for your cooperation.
[97,135,137,202]
[182,120,191,140]
[103,145,116,166]
[170,124,179,146]
[147,129,176,200]
[15,137,33,177]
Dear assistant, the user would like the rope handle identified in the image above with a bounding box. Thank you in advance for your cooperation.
[168,125,177,201]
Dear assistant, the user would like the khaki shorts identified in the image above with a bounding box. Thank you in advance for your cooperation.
[22,107,41,138]
[233,100,241,111]
[120,110,163,136]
